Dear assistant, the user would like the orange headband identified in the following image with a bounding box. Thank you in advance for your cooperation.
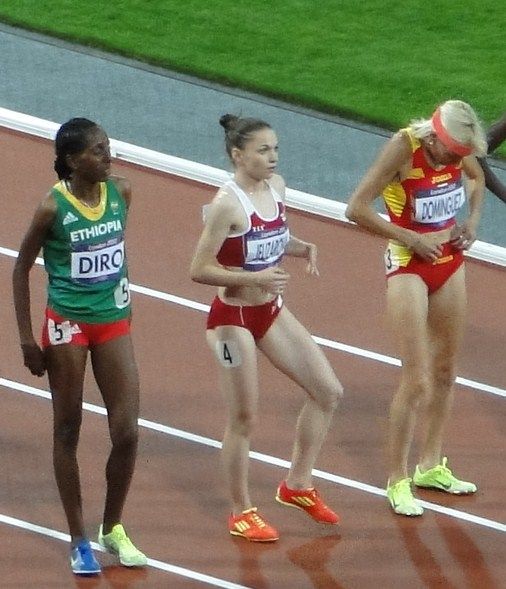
[431,107,473,157]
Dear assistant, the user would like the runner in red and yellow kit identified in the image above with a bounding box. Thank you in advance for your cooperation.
[346,100,487,516]
[13,119,146,574]
[382,115,467,294]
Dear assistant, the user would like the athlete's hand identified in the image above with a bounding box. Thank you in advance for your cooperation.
[450,222,477,250]
[255,267,290,295]
[21,343,46,377]
[305,243,320,276]
[407,233,443,262]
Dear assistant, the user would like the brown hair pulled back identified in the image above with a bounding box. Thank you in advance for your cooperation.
[219,114,271,158]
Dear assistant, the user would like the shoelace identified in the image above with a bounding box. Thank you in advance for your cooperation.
[428,464,453,480]
[307,488,331,509]
[248,512,267,528]
[391,478,413,494]
[75,543,95,564]
[111,528,136,550]
[397,477,412,487]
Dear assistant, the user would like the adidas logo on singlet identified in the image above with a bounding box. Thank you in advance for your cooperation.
[63,211,79,225]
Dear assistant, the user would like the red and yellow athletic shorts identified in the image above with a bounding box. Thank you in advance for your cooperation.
[385,242,464,295]
[42,307,131,348]
[206,296,283,340]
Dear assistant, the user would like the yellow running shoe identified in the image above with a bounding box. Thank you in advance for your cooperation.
[386,478,424,516]
[98,524,147,567]
[413,457,477,494]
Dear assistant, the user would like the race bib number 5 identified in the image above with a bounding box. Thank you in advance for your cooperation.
[114,277,131,309]
[48,318,73,345]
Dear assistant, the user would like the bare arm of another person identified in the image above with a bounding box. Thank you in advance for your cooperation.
[478,114,506,202]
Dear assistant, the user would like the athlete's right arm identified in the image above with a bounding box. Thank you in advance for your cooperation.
[345,132,443,262]
[12,194,56,376]
[190,189,289,293]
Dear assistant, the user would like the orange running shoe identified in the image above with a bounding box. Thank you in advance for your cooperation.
[228,508,279,542]
[275,481,340,525]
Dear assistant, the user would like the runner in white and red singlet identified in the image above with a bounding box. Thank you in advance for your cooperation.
[191,114,343,541]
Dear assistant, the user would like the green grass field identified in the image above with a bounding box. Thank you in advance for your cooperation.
[0,0,504,154]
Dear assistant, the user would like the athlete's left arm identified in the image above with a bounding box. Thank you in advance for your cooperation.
[271,174,319,275]
[478,114,506,202]
[451,157,485,250]
[109,175,132,210]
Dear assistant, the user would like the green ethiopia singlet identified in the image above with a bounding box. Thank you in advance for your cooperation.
[43,179,131,323]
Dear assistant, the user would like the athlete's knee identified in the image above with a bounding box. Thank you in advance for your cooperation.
[324,380,344,412]
[228,409,257,437]
[310,377,343,413]
[110,419,139,450]
[432,364,455,392]
[53,415,82,448]
[399,375,431,407]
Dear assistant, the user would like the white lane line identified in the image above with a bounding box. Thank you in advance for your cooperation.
[0,517,251,589]
[1,377,504,534]
[1,246,504,399]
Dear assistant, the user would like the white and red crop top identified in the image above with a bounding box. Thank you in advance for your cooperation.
[216,180,290,271]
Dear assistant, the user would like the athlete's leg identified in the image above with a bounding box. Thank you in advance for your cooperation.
[257,307,342,489]
[207,326,259,515]
[386,274,431,484]
[418,265,466,470]
[46,344,89,542]
[90,335,140,533]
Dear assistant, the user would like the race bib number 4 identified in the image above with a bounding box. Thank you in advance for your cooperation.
[215,340,242,368]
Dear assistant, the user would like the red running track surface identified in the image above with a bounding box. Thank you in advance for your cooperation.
[0,128,504,588]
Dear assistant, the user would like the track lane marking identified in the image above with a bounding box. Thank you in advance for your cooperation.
[1,377,504,534]
[0,514,251,589]
[1,246,504,399]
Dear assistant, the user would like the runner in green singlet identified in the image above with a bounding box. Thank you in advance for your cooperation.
[13,118,147,575]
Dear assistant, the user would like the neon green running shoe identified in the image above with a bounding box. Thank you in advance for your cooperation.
[386,478,424,516]
[413,457,477,494]
[98,524,147,567]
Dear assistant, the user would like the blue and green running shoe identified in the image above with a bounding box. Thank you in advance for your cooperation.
[70,539,101,575]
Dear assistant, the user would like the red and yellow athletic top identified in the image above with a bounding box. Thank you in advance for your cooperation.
[215,180,290,272]
[382,128,465,268]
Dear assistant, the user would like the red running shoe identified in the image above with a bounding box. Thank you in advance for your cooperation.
[228,507,279,542]
[276,480,340,525]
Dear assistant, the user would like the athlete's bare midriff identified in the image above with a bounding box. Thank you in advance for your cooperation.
[218,266,280,306]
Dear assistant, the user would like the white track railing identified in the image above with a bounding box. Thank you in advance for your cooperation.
[1,106,504,266]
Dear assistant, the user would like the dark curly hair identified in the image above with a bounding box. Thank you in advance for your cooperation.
[54,118,98,179]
